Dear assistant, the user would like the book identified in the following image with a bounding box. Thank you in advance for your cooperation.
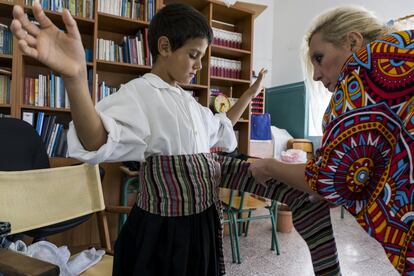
[22,111,34,126]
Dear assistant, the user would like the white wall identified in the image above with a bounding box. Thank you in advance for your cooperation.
[269,0,413,86]
[237,0,275,88]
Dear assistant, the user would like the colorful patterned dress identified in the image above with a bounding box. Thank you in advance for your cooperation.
[305,30,414,274]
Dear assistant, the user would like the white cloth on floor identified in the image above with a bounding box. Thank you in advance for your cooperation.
[8,240,105,276]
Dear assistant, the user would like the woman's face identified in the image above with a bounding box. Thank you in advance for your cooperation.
[309,32,353,92]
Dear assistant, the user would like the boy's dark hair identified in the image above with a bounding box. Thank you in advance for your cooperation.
[148,3,213,62]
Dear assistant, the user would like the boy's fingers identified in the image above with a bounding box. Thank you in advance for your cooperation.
[18,39,38,59]
[11,20,37,48]
[24,33,38,48]
[32,0,53,29]
[13,5,40,37]
[62,9,81,40]
[259,68,267,76]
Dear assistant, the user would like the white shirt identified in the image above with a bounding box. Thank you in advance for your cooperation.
[67,73,237,165]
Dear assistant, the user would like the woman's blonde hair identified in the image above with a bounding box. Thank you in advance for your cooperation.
[306,5,395,47]
[302,5,397,81]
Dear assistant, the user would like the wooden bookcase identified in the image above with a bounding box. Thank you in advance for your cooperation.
[1,0,258,248]
[1,0,257,156]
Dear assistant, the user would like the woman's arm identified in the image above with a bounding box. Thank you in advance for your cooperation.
[249,158,321,196]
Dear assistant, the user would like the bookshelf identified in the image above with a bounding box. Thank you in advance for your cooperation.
[1,0,262,250]
[3,0,260,156]
[3,0,261,177]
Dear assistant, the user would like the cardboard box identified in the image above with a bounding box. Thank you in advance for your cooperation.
[249,140,273,158]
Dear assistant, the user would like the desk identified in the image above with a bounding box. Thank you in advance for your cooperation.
[0,248,59,276]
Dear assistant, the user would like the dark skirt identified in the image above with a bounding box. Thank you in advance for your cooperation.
[113,204,221,276]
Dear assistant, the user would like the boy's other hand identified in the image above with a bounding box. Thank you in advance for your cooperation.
[10,1,87,80]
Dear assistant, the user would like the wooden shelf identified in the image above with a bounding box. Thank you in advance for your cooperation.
[0,54,12,67]
[98,12,149,34]
[211,44,251,59]
[179,83,208,90]
[23,55,93,68]
[96,60,151,74]
[0,103,11,108]
[237,119,249,123]
[164,0,209,10]
[23,5,95,34]
[21,105,71,113]
[210,76,251,86]
[0,54,12,60]
[211,1,253,23]
[0,1,14,18]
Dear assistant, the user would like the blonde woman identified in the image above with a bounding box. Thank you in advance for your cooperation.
[250,6,414,274]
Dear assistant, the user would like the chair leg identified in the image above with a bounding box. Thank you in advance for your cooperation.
[231,212,242,264]
[341,206,345,219]
[119,177,129,232]
[244,210,252,237]
[269,204,280,255]
[226,211,237,263]
[119,177,138,232]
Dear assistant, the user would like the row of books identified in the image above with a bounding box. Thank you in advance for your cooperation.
[210,56,242,79]
[23,70,93,109]
[0,24,12,55]
[24,74,70,109]
[212,27,243,49]
[22,111,69,157]
[190,71,201,85]
[24,0,94,19]
[98,0,156,21]
[251,92,264,115]
[97,30,151,66]
[96,80,119,102]
[0,74,11,105]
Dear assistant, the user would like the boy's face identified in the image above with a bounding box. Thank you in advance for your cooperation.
[164,37,208,85]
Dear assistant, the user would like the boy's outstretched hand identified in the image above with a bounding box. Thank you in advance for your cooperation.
[248,68,267,97]
[10,1,86,80]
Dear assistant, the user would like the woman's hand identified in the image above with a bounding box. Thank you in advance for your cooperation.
[10,1,87,80]
[249,158,274,184]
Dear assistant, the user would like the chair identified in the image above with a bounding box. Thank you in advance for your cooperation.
[220,188,280,264]
[0,117,49,171]
[118,164,140,232]
[0,163,113,275]
[221,205,240,263]
[0,118,91,242]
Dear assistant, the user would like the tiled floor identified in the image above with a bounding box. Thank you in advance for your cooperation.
[223,207,398,276]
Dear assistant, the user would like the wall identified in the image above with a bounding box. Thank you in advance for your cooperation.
[271,0,413,86]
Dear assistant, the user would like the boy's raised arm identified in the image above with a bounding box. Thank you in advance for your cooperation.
[10,1,107,151]
[226,68,267,126]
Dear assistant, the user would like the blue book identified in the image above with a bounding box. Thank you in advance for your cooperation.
[35,112,44,136]
[50,71,55,108]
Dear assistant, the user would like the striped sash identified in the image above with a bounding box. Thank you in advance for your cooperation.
[137,153,341,275]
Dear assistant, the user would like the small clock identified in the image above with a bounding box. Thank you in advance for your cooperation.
[212,93,231,113]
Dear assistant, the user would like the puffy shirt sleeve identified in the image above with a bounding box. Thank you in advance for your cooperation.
[198,105,237,153]
[67,82,150,165]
